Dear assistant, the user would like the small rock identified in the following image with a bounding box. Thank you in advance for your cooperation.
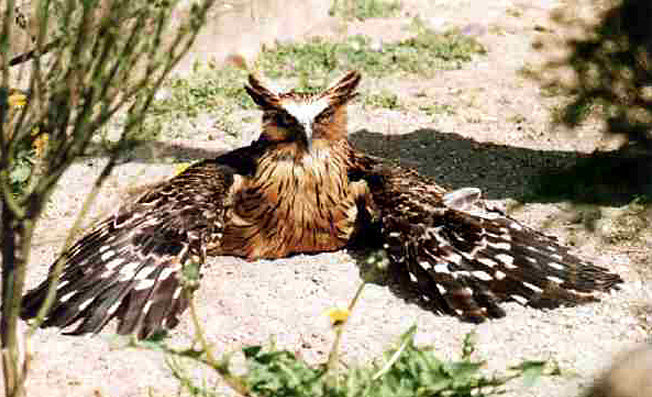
[461,23,487,37]
[585,345,652,397]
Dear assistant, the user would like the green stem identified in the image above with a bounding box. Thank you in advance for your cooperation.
[326,281,367,372]
[185,287,251,396]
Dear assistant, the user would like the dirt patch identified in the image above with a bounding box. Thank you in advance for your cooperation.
[12,1,651,396]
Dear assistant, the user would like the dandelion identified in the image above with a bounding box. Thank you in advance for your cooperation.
[32,128,49,158]
[325,307,350,327]
[175,162,191,175]
[8,91,27,109]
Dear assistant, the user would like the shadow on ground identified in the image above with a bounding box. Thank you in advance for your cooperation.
[83,128,652,207]
[84,139,228,164]
[351,128,652,206]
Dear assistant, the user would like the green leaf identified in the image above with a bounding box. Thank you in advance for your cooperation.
[511,360,547,387]
[243,345,263,359]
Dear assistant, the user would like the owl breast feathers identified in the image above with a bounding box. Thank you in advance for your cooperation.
[20,71,622,338]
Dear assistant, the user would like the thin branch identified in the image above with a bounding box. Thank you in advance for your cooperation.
[8,39,62,67]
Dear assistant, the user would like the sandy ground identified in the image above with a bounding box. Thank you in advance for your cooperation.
[6,0,652,396]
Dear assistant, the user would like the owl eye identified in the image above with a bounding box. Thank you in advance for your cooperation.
[276,112,295,128]
[316,109,334,123]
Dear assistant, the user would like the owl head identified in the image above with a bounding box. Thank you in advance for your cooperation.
[245,71,361,151]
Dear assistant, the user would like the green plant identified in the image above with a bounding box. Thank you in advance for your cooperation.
[0,1,214,396]
[330,0,402,20]
[152,65,252,118]
[420,102,457,117]
[257,28,485,79]
[365,90,401,109]
[145,64,254,140]
[143,251,557,397]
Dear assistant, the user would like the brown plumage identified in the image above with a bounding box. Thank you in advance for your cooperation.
[20,71,623,338]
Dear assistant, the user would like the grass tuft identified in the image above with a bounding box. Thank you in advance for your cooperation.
[257,28,485,79]
[329,0,402,20]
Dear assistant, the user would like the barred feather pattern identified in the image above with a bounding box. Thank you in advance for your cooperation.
[21,160,235,338]
[21,71,372,338]
[21,70,623,338]
[365,166,623,322]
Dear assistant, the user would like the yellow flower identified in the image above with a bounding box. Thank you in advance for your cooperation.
[32,129,49,158]
[175,162,191,175]
[8,92,27,109]
[325,308,350,327]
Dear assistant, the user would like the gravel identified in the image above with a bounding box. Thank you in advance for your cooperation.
[7,0,651,396]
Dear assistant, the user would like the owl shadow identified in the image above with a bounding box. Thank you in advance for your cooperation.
[350,128,652,206]
[346,244,451,317]
[348,128,649,316]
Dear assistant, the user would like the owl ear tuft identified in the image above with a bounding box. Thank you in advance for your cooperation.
[321,71,361,107]
[245,74,282,110]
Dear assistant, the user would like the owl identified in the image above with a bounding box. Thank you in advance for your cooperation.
[20,71,622,338]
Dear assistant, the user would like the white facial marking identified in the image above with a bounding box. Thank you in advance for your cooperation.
[283,98,330,141]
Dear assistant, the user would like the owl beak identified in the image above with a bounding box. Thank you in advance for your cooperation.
[303,122,314,151]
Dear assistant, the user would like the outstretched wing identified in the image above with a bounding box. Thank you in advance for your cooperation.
[365,165,623,322]
[21,160,237,338]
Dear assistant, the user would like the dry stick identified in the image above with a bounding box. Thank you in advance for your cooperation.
[9,39,61,67]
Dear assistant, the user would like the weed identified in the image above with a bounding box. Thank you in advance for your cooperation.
[257,28,485,79]
[157,324,554,397]
[152,65,252,118]
[507,113,526,124]
[420,102,457,117]
[599,196,651,244]
[142,253,556,397]
[365,90,401,109]
[146,65,252,140]
[506,7,524,18]
[329,0,402,20]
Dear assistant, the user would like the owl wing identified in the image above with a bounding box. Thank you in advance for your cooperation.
[364,164,623,322]
[21,159,240,338]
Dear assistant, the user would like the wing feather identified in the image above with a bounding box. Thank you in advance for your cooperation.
[21,160,235,338]
[364,163,623,322]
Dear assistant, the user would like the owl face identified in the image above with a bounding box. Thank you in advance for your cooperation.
[245,71,361,151]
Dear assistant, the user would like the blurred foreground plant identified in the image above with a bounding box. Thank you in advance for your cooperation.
[0,1,215,396]
[143,249,557,397]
